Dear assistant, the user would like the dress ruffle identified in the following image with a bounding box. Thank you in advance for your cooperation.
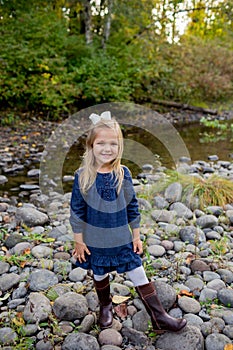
[74,243,142,275]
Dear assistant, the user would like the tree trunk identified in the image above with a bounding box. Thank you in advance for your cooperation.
[102,0,113,49]
[84,0,92,44]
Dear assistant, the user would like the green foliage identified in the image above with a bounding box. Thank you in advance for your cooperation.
[1,1,233,119]
[199,117,233,143]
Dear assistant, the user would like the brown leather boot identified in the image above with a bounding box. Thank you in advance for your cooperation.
[136,282,187,333]
[94,276,113,329]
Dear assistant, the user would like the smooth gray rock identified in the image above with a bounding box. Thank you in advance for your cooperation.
[16,207,49,227]
[28,269,58,291]
[0,273,20,292]
[155,325,204,350]
[53,292,88,321]
[180,226,206,244]
[62,333,100,350]
[205,333,232,350]
[218,288,233,307]
[164,182,182,202]
[170,202,193,219]
[196,215,218,228]
[0,327,17,345]
[23,292,52,323]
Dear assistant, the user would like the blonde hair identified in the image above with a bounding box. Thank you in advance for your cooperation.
[78,118,124,194]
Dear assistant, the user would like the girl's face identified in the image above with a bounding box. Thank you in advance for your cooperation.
[92,127,119,170]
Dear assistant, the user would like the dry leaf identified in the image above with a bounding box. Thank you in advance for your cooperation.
[179,290,194,297]
[114,303,127,319]
[20,261,27,268]
[1,246,8,253]
[224,345,233,350]
[21,135,27,140]
[112,295,130,304]
[23,248,31,255]
[12,317,25,327]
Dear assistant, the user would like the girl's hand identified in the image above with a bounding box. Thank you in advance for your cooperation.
[133,238,143,255]
[73,242,91,263]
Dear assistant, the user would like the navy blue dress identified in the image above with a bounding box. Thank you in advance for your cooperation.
[70,166,142,275]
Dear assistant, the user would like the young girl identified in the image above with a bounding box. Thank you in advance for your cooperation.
[70,112,186,333]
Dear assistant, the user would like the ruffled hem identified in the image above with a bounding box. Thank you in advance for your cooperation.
[73,244,142,275]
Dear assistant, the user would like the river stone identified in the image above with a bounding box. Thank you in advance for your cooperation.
[183,313,204,327]
[69,267,87,282]
[170,202,193,219]
[180,226,206,244]
[132,309,150,332]
[110,283,131,296]
[31,245,53,259]
[226,210,233,224]
[151,209,177,223]
[53,292,88,320]
[19,184,40,191]
[28,269,58,291]
[155,325,204,350]
[0,261,10,275]
[4,233,24,248]
[61,332,100,350]
[185,277,204,292]
[12,241,31,255]
[203,271,220,282]
[147,244,166,257]
[154,281,177,310]
[199,288,217,303]
[217,268,233,284]
[16,207,49,227]
[121,326,149,346]
[27,169,40,177]
[0,327,17,345]
[205,333,232,350]
[79,314,95,333]
[0,273,20,292]
[190,259,211,272]
[178,296,201,314]
[98,329,123,346]
[36,339,53,350]
[196,215,218,228]
[0,175,8,184]
[101,346,122,350]
[218,288,233,307]
[23,292,52,323]
[164,182,182,202]
[153,195,169,209]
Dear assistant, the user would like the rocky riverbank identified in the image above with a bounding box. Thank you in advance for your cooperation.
[0,116,233,350]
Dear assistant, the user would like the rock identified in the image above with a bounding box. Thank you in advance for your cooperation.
[0,273,20,292]
[36,339,53,350]
[178,296,201,314]
[218,288,233,307]
[98,329,123,346]
[0,175,8,184]
[28,269,58,291]
[31,245,53,259]
[4,233,24,248]
[23,292,52,323]
[0,327,17,345]
[53,292,88,321]
[180,226,206,244]
[151,209,177,223]
[132,309,150,332]
[164,182,182,202]
[0,261,10,275]
[147,244,166,257]
[121,326,149,346]
[27,169,40,177]
[153,195,169,209]
[62,333,100,350]
[190,260,211,273]
[205,333,232,350]
[68,267,87,282]
[170,202,193,219]
[16,207,49,227]
[196,215,218,228]
[155,325,204,350]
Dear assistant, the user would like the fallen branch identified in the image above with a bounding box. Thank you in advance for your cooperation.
[153,100,218,115]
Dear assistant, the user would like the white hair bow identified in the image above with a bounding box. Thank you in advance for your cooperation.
[89,111,111,125]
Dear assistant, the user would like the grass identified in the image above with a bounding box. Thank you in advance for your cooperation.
[138,170,233,211]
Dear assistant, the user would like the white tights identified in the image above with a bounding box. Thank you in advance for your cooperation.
[94,265,149,287]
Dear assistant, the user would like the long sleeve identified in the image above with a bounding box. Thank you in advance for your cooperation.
[123,166,141,229]
[69,172,87,232]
